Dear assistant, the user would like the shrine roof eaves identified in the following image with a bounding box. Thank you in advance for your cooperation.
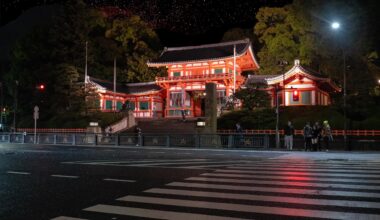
[147,38,253,65]
[88,77,162,94]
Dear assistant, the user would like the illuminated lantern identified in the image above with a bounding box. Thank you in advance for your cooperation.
[293,90,299,101]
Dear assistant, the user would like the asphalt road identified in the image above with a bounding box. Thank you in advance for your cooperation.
[1,144,380,220]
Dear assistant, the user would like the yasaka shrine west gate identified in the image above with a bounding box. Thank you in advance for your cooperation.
[86,39,340,119]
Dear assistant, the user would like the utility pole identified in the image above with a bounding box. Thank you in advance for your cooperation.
[13,80,18,133]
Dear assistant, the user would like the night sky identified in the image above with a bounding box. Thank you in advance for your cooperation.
[0,0,291,46]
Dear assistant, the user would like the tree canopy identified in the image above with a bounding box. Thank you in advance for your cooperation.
[3,0,165,127]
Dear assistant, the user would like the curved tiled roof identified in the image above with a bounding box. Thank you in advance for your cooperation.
[88,77,162,95]
[148,38,252,65]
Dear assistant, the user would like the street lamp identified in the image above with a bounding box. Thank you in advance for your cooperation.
[275,60,288,149]
[331,21,347,150]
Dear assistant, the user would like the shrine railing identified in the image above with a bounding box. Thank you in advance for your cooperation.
[156,73,235,82]
[218,129,380,136]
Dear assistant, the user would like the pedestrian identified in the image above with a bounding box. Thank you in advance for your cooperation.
[135,126,142,146]
[284,121,295,150]
[321,120,332,151]
[235,123,244,146]
[181,109,186,121]
[303,122,312,151]
[312,122,322,151]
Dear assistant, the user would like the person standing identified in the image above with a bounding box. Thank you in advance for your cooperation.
[135,126,142,146]
[303,122,313,151]
[284,121,295,150]
[235,123,244,146]
[321,120,332,151]
[312,122,322,151]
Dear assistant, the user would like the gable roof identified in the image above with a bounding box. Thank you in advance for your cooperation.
[147,38,259,69]
[87,77,162,95]
[247,60,341,92]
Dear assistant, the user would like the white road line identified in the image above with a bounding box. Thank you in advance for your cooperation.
[151,152,166,154]
[84,204,247,220]
[186,177,380,191]
[118,195,380,220]
[168,181,380,198]
[214,169,380,178]
[227,166,380,173]
[134,160,249,167]
[7,171,30,175]
[201,172,380,184]
[51,216,88,220]
[177,152,192,155]
[145,188,380,209]
[236,163,380,169]
[103,178,136,183]
[63,158,209,165]
[183,163,252,169]
[51,175,79,179]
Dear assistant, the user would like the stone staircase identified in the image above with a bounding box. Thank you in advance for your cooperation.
[122,118,199,134]
[106,112,136,134]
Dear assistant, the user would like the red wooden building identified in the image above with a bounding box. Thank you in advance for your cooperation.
[247,59,341,106]
[87,40,340,118]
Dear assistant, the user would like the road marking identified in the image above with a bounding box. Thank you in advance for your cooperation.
[134,160,249,167]
[187,176,380,191]
[151,151,166,154]
[214,169,380,178]
[183,163,252,169]
[168,181,380,198]
[63,158,209,165]
[103,178,136,183]
[214,153,225,156]
[201,172,380,184]
[84,204,246,220]
[7,171,30,175]
[51,216,88,220]
[177,152,192,155]
[51,175,79,179]
[227,166,380,173]
[117,195,380,220]
[145,188,380,209]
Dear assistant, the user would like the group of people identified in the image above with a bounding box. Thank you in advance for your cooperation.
[284,120,333,151]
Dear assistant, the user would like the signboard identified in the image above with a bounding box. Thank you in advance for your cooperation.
[89,122,99,126]
[33,106,39,120]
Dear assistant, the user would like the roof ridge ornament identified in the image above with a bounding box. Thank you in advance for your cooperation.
[294,59,300,66]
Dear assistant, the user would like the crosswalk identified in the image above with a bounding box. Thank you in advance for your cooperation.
[62,158,255,169]
[53,158,380,220]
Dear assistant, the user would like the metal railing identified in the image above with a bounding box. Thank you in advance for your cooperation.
[0,132,269,149]
[156,73,235,82]
[218,129,380,136]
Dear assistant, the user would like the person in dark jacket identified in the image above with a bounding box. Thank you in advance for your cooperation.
[312,122,322,151]
[303,122,313,151]
[284,121,295,150]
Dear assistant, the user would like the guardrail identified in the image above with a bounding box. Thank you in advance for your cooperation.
[0,132,269,149]
[218,129,380,136]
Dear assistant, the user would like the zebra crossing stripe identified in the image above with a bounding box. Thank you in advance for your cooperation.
[145,188,380,209]
[128,160,248,167]
[167,181,380,198]
[201,172,380,184]
[227,166,380,173]
[117,195,380,219]
[213,169,380,178]
[186,176,380,191]
[84,204,247,220]
[236,163,380,170]
[51,217,87,220]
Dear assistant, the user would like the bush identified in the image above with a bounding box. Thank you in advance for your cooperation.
[218,106,380,130]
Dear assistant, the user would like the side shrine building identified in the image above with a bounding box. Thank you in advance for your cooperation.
[86,39,340,118]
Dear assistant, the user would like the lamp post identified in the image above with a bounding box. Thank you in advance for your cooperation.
[331,21,347,150]
[275,60,288,149]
